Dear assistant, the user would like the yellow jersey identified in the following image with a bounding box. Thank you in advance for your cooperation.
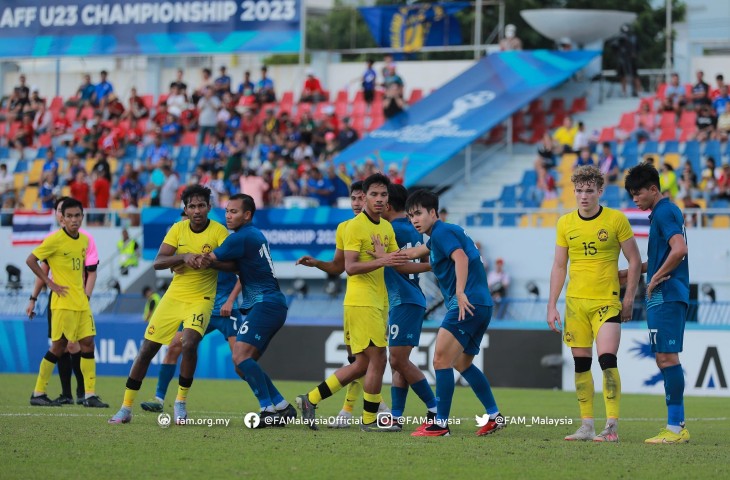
[553,125,578,147]
[335,218,352,251]
[343,212,398,308]
[163,219,229,302]
[32,229,90,311]
[556,206,634,300]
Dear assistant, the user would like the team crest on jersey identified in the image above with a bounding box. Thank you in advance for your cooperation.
[147,325,155,335]
[597,229,609,242]
[202,244,212,253]
[81,248,87,259]
[564,331,573,343]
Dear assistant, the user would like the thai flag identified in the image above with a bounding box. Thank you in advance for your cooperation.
[623,208,651,237]
[11,211,55,246]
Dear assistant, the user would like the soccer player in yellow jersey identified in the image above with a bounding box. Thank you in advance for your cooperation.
[297,173,409,431]
[26,198,107,408]
[296,181,389,427]
[109,185,230,425]
[547,165,642,442]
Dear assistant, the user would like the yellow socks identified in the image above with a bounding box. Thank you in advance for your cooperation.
[343,378,363,413]
[33,353,58,395]
[575,371,595,420]
[362,392,382,424]
[308,374,344,405]
[603,367,621,419]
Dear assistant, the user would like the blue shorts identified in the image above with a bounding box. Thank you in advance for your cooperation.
[440,305,492,355]
[206,312,241,339]
[236,302,287,354]
[647,301,687,353]
[388,304,426,347]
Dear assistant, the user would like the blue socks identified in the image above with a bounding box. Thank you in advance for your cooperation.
[461,364,499,415]
[662,364,685,427]
[155,363,177,401]
[435,368,455,425]
[237,358,273,410]
[262,370,285,406]
[391,386,408,418]
[411,378,437,410]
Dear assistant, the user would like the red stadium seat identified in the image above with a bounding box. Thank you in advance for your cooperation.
[142,95,154,110]
[658,125,677,141]
[408,89,423,105]
[569,96,587,114]
[598,127,616,143]
[659,112,676,129]
[679,110,696,129]
[617,112,636,132]
[656,83,667,100]
[181,131,197,146]
[280,91,294,112]
[679,125,696,142]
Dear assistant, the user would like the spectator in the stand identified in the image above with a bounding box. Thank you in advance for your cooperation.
[383,82,406,119]
[151,102,168,127]
[694,103,718,141]
[679,161,698,200]
[664,73,685,105]
[614,24,641,97]
[487,258,510,319]
[381,54,395,81]
[326,164,349,203]
[320,132,338,162]
[237,70,255,99]
[0,163,14,203]
[300,69,325,103]
[712,85,729,115]
[362,59,377,107]
[214,66,231,98]
[240,108,259,146]
[659,163,679,200]
[691,70,711,109]
[383,65,404,97]
[239,168,269,209]
[170,69,188,99]
[15,74,30,104]
[165,84,188,118]
[536,164,558,201]
[13,114,34,159]
[89,170,110,226]
[573,146,594,170]
[120,169,143,222]
[534,133,557,171]
[32,101,52,136]
[499,24,522,51]
[631,118,652,143]
[93,154,112,183]
[125,118,145,146]
[699,157,719,202]
[337,117,359,150]
[69,170,90,208]
[553,116,577,154]
[123,87,148,121]
[292,137,313,163]
[597,142,620,184]
[41,146,59,179]
[70,73,95,113]
[192,68,213,104]
[718,102,730,141]
[438,207,449,223]
[711,74,726,100]
[8,87,30,121]
[159,164,179,208]
[144,135,171,170]
[92,70,114,109]
[716,164,730,200]
[160,114,182,145]
[65,152,84,185]
[261,108,280,137]
[571,121,589,151]
[256,66,276,104]
[303,167,334,206]
[197,86,221,145]
[105,93,125,119]
[387,159,407,185]
[39,171,57,209]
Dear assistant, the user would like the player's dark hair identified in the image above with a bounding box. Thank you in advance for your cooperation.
[387,183,408,213]
[142,286,152,296]
[405,189,439,214]
[229,193,256,219]
[54,196,72,210]
[61,198,83,215]
[181,185,211,206]
[350,181,364,194]
[363,173,390,193]
[624,163,661,196]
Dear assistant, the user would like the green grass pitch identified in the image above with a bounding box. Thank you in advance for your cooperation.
[1,374,727,479]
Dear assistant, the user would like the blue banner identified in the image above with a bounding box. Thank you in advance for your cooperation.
[0,0,301,57]
[358,2,468,52]
[142,207,352,262]
[334,50,600,186]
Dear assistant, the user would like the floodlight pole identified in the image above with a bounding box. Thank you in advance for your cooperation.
[665,0,672,82]
[474,0,483,59]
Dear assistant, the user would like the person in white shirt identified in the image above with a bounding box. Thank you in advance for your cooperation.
[487,258,510,319]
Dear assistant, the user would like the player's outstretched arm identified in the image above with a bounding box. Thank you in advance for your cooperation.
[344,249,408,276]
[153,243,198,270]
[547,245,568,333]
[620,236,642,322]
[200,252,238,272]
[295,248,345,276]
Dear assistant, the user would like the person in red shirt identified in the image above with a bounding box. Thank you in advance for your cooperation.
[126,87,149,120]
[69,169,90,208]
[300,70,325,103]
[88,170,111,226]
[152,102,168,127]
[125,118,145,146]
[13,114,34,159]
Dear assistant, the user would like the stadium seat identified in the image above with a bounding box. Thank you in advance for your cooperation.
[569,96,587,114]
[499,185,517,205]
[547,98,565,113]
[641,140,659,155]
[280,91,294,113]
[598,127,616,143]
[659,112,676,129]
[712,215,730,228]
[679,126,696,142]
[663,140,679,154]
[520,170,538,188]
[28,160,44,185]
[683,141,702,172]
[679,111,696,129]
[704,140,721,161]
[157,94,169,106]
[617,112,636,133]
[656,83,667,100]
[499,213,520,226]
[408,89,423,105]
[663,153,681,169]
[14,173,26,191]
[141,94,154,110]
[658,125,677,142]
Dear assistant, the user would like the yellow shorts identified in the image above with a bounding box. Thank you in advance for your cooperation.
[563,297,622,348]
[144,295,213,345]
[344,305,388,355]
[51,308,96,342]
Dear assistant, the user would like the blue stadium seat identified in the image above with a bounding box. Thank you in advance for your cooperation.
[520,170,537,187]
[499,185,517,205]
[711,199,729,209]
[683,141,701,172]
[499,213,520,226]
[0,147,9,159]
[662,140,679,154]
[14,160,28,173]
[35,147,48,159]
[178,146,192,163]
[621,140,639,169]
[704,140,721,161]
[641,140,659,155]
[481,200,496,208]
[55,146,68,159]
[123,145,138,159]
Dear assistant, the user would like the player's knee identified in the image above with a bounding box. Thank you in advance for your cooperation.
[453,357,473,373]
[432,353,452,370]
[598,353,617,370]
[574,356,592,373]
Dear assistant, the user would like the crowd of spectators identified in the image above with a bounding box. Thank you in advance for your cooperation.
[0,59,410,213]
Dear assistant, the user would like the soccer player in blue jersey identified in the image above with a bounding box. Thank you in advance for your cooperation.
[399,189,504,437]
[624,163,691,444]
[380,184,437,429]
[203,193,296,426]
[140,270,242,413]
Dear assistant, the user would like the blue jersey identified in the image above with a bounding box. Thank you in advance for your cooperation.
[384,217,426,309]
[212,271,240,316]
[213,223,287,309]
[427,220,492,309]
[647,198,689,306]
